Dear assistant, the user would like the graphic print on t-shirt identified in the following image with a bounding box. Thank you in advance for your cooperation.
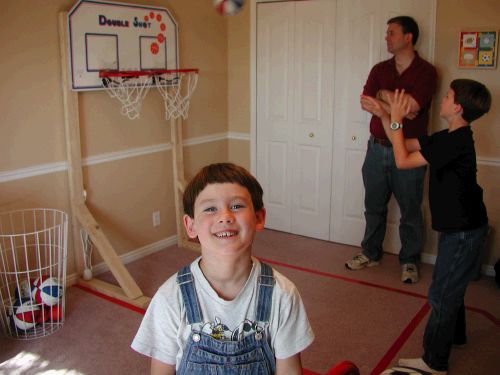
[198,316,265,341]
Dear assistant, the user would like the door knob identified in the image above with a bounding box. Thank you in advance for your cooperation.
[352,135,356,141]
[309,132,314,138]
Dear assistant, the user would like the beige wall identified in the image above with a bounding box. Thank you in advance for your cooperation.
[0,0,229,276]
[226,0,500,267]
[227,4,252,167]
[1,0,498,280]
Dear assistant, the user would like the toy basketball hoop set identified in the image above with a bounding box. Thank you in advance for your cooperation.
[68,0,199,120]
[60,0,199,310]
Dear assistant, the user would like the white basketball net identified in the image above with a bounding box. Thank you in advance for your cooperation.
[101,69,198,121]
[154,70,199,121]
[101,74,152,120]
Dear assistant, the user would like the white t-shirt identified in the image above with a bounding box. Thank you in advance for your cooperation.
[131,257,314,369]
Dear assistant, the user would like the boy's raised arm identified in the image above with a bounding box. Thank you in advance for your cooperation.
[387,90,428,169]
[360,92,425,169]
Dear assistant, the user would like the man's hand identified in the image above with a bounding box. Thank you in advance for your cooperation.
[360,95,389,119]
[377,89,420,118]
[387,89,412,123]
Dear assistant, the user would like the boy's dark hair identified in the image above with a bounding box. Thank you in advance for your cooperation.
[387,16,419,45]
[183,163,264,218]
[450,79,491,123]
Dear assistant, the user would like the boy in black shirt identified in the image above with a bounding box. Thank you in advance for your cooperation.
[361,79,491,374]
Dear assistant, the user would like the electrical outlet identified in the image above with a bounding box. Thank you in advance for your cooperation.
[152,211,161,227]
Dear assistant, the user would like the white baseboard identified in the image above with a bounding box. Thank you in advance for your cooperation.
[66,235,178,286]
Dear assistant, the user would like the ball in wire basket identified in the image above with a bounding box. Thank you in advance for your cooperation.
[10,298,41,331]
[31,276,63,307]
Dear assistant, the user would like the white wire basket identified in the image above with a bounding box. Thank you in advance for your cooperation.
[0,209,68,340]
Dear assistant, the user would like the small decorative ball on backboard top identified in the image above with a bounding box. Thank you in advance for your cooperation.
[10,298,41,331]
[214,0,245,16]
[31,276,63,307]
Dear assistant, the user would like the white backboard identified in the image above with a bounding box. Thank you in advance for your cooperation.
[68,0,178,91]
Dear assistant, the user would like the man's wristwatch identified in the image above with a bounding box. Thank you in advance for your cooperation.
[390,122,403,131]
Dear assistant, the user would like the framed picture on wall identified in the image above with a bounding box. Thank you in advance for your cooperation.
[458,30,498,69]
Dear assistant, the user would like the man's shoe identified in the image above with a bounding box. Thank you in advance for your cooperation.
[398,358,447,375]
[345,253,379,270]
[402,263,419,284]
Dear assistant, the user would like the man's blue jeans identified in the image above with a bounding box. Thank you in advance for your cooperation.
[361,138,426,264]
[423,224,488,371]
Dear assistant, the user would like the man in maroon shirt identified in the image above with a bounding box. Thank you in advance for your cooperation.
[345,16,437,284]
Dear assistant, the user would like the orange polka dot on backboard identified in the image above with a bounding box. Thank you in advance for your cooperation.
[160,23,166,31]
[157,34,165,43]
[150,42,159,55]
[149,12,154,19]
[144,15,149,22]
[156,14,162,22]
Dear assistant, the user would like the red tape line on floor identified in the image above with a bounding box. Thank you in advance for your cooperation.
[75,284,147,315]
[76,258,499,375]
[258,257,500,327]
[258,257,428,299]
[370,302,430,375]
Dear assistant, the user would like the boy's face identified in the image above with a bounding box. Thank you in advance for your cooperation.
[439,88,460,120]
[183,183,266,258]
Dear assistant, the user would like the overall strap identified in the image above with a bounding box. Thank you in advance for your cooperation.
[176,265,203,324]
[255,262,275,322]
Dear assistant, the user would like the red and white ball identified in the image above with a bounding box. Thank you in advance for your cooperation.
[10,298,41,331]
[213,0,244,16]
[32,276,63,307]
[47,305,64,322]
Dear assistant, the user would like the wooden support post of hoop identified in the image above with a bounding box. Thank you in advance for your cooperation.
[170,117,201,252]
[58,12,150,309]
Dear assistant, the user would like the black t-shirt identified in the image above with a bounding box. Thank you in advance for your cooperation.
[419,126,488,232]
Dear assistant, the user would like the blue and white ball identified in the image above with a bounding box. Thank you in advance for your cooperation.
[214,0,244,16]
[10,298,41,331]
[32,276,63,307]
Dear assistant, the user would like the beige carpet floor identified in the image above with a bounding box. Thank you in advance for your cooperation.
[1,229,499,374]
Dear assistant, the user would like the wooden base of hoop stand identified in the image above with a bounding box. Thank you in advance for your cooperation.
[59,12,150,309]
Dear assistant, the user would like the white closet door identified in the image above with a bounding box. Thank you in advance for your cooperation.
[256,0,335,240]
[255,0,435,246]
[291,0,334,240]
[330,0,380,246]
[256,1,295,233]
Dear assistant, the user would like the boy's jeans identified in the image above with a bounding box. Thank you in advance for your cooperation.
[423,224,488,371]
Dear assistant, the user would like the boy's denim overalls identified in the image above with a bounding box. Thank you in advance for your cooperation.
[176,262,277,375]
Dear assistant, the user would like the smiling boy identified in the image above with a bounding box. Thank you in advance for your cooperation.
[132,163,314,375]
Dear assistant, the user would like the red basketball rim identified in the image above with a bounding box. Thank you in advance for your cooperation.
[99,68,199,78]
